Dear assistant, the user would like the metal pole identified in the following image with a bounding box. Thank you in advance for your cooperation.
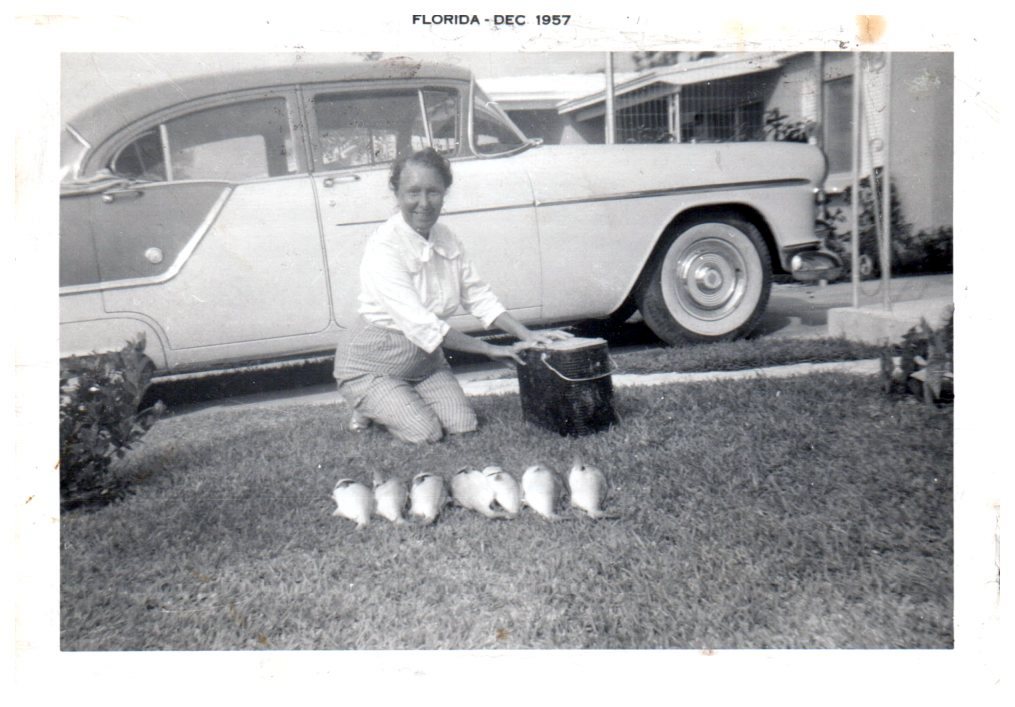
[850,53,861,308]
[813,52,824,149]
[605,52,616,145]
[881,53,892,311]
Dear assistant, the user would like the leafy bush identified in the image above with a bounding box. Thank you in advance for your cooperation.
[59,336,165,509]
[763,108,814,143]
[893,225,953,275]
[822,168,952,278]
[880,313,954,405]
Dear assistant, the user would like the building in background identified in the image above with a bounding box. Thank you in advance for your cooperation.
[480,52,953,232]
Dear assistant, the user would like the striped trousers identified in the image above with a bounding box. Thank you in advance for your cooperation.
[333,318,477,444]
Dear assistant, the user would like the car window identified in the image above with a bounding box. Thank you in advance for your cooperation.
[312,88,459,170]
[472,86,526,155]
[109,97,297,182]
[111,129,166,182]
[421,90,460,157]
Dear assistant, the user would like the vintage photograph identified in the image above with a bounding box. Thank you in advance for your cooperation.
[55,48,955,652]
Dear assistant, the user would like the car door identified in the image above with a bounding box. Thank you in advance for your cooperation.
[89,91,333,366]
[304,82,543,331]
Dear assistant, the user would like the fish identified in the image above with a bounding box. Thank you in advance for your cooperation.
[483,465,521,518]
[521,464,567,521]
[451,467,510,520]
[409,472,447,525]
[373,470,408,525]
[331,478,375,529]
[568,457,619,520]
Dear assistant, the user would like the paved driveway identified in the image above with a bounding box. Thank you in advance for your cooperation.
[756,273,952,339]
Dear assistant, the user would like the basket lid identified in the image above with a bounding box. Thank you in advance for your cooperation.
[531,336,607,352]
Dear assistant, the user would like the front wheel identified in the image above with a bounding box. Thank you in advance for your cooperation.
[635,215,772,345]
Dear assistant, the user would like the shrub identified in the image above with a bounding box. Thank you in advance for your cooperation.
[880,312,954,405]
[893,225,953,275]
[59,336,165,509]
[822,169,952,278]
[763,108,814,143]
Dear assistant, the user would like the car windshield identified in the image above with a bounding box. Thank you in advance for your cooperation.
[471,85,529,156]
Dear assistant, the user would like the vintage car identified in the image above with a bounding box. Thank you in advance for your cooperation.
[60,59,842,373]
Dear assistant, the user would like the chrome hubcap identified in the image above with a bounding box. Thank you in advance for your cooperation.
[672,238,747,321]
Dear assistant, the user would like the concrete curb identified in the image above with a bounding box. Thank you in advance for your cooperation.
[459,358,881,396]
[828,297,953,346]
[179,358,882,416]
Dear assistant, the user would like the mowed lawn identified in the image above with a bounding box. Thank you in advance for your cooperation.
[61,372,953,650]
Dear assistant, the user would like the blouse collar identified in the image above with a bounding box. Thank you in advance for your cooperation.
[393,212,461,262]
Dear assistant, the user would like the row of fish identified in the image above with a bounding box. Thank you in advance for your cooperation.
[331,458,615,528]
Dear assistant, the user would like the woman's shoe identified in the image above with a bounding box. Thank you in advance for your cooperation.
[348,410,372,432]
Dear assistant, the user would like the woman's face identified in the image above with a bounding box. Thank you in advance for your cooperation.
[395,162,446,237]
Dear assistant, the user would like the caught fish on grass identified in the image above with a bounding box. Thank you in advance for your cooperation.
[331,479,375,529]
[568,457,620,520]
[409,472,447,526]
[451,467,512,520]
[521,464,569,522]
[482,465,521,518]
[373,470,408,525]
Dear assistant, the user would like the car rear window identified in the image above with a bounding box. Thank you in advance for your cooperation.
[110,97,298,183]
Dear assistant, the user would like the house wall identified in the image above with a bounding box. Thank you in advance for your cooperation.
[764,52,953,232]
[768,53,820,126]
[889,53,954,231]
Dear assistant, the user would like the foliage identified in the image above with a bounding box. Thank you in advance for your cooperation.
[892,226,954,275]
[880,313,954,404]
[763,108,814,143]
[631,51,716,70]
[60,336,165,509]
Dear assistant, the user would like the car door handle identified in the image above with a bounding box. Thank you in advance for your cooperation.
[102,189,144,203]
[322,174,361,188]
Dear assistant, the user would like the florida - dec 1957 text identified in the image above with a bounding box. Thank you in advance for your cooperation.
[412,14,571,26]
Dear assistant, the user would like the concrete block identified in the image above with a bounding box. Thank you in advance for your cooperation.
[827,297,953,345]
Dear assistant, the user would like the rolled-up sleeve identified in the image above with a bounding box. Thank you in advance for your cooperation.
[457,248,507,328]
[360,240,450,354]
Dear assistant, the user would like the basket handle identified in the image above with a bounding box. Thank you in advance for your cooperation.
[537,352,618,382]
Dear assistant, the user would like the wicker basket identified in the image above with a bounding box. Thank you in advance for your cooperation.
[517,337,618,437]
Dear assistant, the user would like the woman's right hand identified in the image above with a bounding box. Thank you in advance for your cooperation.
[486,341,535,366]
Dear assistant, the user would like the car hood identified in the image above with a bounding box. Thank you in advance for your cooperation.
[510,142,827,203]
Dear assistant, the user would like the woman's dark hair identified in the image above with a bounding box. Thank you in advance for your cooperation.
[389,147,453,192]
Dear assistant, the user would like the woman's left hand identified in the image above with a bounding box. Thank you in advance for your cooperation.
[524,329,575,347]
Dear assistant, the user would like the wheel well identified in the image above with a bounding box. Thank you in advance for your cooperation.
[618,204,781,320]
[660,204,782,274]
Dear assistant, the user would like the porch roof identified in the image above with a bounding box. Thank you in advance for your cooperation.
[556,52,801,116]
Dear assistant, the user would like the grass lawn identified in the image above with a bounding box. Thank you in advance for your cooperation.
[62,372,952,650]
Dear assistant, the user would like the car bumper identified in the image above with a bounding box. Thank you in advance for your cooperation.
[785,246,844,283]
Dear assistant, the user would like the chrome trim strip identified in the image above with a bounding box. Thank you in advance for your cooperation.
[59,187,234,295]
[532,178,811,208]
[334,177,812,226]
[159,124,174,182]
[64,124,92,181]
[417,89,433,146]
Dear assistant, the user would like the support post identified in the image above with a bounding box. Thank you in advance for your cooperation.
[850,52,862,308]
[881,53,893,311]
[605,52,616,145]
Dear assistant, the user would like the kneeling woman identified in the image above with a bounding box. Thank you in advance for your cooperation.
[334,148,569,443]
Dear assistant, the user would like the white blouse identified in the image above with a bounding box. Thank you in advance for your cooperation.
[358,213,507,353]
